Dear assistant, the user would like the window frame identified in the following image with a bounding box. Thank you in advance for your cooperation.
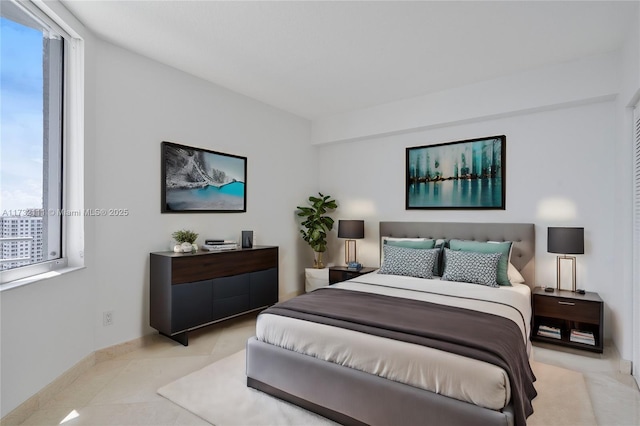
[0,0,84,287]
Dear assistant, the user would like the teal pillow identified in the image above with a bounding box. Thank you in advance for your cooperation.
[384,238,436,249]
[448,239,512,286]
[433,239,448,276]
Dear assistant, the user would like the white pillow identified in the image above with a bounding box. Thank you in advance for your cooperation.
[508,262,525,284]
[380,237,435,262]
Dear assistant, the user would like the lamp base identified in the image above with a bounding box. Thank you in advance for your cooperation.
[344,240,358,265]
[556,255,577,292]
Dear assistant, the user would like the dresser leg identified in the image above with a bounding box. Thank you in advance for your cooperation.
[161,331,188,346]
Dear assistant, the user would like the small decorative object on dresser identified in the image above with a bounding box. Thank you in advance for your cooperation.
[241,230,253,248]
[171,229,199,253]
[531,286,603,353]
[328,266,377,284]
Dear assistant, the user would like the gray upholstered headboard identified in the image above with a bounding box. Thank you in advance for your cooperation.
[379,222,535,288]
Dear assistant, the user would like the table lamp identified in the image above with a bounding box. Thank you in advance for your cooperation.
[547,227,584,291]
[338,220,364,270]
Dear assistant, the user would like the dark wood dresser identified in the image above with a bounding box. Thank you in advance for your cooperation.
[150,246,278,345]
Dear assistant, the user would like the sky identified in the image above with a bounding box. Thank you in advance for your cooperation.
[0,17,44,212]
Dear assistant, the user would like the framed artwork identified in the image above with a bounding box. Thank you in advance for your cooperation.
[161,141,247,213]
[406,135,505,210]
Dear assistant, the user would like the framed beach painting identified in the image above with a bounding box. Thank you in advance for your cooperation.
[161,141,247,213]
[406,135,505,210]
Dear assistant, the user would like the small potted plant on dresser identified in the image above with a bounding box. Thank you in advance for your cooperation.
[172,229,199,253]
[296,192,337,268]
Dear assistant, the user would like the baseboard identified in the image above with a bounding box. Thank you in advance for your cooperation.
[0,334,153,425]
[95,334,153,363]
[0,353,95,426]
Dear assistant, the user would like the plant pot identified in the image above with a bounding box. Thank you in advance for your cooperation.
[313,251,325,269]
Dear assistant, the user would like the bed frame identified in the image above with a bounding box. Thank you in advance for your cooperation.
[247,222,535,426]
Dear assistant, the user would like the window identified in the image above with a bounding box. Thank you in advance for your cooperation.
[634,101,640,381]
[1,0,69,283]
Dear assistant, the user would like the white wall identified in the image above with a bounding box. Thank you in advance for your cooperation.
[616,0,640,380]
[319,100,616,281]
[0,34,315,418]
[317,98,623,352]
[313,45,637,363]
[312,52,619,145]
[90,40,315,349]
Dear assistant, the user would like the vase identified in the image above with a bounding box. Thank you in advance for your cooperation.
[181,242,193,253]
[313,251,325,269]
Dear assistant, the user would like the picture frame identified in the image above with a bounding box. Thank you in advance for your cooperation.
[406,135,505,210]
[161,141,247,213]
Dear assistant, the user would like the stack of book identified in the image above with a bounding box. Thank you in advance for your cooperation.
[537,325,562,339]
[569,329,595,346]
[202,239,238,251]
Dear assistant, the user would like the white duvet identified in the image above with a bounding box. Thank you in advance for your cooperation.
[256,272,532,411]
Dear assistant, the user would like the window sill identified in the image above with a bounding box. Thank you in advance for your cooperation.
[0,266,85,292]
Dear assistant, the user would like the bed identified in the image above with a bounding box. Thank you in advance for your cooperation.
[246,222,536,426]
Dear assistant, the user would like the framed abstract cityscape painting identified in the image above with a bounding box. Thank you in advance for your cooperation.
[406,135,505,210]
[161,141,247,213]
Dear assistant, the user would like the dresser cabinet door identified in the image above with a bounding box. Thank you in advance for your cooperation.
[250,267,278,308]
[212,275,250,320]
[171,279,213,332]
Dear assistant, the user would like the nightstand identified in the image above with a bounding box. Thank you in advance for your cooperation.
[531,287,603,353]
[328,266,377,284]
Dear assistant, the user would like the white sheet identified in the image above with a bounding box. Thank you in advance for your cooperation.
[256,272,532,411]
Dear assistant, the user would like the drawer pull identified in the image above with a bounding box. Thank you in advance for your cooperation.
[558,301,575,306]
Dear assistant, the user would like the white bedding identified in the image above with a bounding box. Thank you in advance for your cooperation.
[256,272,532,411]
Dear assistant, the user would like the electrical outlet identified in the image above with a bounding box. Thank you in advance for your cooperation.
[103,311,114,326]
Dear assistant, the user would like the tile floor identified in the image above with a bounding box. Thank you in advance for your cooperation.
[15,312,640,425]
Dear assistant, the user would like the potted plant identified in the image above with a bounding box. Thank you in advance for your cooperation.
[296,192,337,268]
[172,229,199,253]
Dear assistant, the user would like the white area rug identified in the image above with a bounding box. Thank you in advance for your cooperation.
[158,350,596,426]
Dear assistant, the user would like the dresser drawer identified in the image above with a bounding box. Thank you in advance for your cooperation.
[534,295,600,324]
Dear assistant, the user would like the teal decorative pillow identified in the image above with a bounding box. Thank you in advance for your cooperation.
[378,245,438,279]
[448,239,512,286]
[433,239,448,276]
[441,249,502,288]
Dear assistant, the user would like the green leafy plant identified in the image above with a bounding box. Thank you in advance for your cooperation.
[172,229,199,244]
[296,193,337,267]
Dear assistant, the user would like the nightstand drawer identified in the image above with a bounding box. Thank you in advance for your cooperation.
[330,270,358,282]
[328,266,377,284]
[534,296,600,324]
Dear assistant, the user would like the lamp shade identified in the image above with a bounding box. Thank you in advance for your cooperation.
[338,220,364,239]
[547,227,584,254]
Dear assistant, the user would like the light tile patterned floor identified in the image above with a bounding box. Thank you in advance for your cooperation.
[17,312,640,425]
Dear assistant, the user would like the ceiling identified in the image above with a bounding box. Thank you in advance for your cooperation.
[60,1,636,120]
